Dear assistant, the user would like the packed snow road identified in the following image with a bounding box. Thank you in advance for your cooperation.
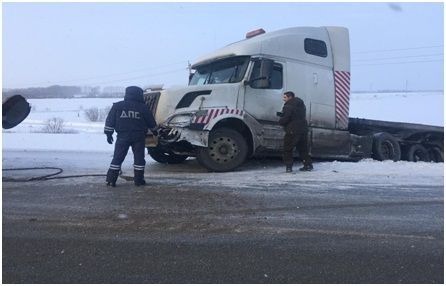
[2,150,444,283]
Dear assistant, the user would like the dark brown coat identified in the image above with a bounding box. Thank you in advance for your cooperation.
[278,97,308,134]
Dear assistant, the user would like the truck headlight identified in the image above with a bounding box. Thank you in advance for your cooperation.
[168,114,192,127]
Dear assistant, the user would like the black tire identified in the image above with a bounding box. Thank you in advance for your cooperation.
[372,132,401,161]
[147,147,188,164]
[405,144,429,162]
[197,128,248,172]
[427,146,443,163]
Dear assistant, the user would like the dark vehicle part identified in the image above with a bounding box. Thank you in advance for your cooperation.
[197,128,248,172]
[144,91,161,115]
[372,132,401,161]
[2,95,31,129]
[349,117,443,162]
[405,144,430,162]
[176,90,212,109]
[147,147,188,164]
[428,146,444,163]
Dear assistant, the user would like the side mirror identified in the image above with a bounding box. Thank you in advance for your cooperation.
[260,59,274,79]
[2,95,31,129]
[248,58,274,88]
[188,71,195,84]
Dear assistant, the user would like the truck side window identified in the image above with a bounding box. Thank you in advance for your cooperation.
[304,38,327,57]
[250,61,283,89]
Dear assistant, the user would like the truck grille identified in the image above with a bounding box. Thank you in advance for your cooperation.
[144,92,161,115]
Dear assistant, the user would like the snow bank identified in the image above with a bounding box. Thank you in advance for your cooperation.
[156,159,444,189]
[2,132,114,152]
[2,149,443,189]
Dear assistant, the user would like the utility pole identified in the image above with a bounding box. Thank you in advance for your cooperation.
[187,61,192,83]
[187,61,192,75]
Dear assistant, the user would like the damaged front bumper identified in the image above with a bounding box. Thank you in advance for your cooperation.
[145,110,210,154]
[145,126,209,149]
[162,126,209,147]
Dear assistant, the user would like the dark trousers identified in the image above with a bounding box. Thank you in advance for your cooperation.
[109,137,146,171]
[283,131,312,167]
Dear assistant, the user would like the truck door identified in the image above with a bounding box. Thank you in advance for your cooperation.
[244,59,285,122]
[243,59,285,149]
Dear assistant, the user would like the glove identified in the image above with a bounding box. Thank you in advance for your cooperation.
[150,126,160,136]
[106,134,114,144]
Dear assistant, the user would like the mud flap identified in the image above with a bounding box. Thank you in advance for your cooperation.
[349,134,373,160]
[310,128,351,158]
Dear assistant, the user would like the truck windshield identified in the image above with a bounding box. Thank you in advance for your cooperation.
[189,56,250,86]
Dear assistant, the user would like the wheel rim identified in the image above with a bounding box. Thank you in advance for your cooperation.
[208,136,238,164]
[382,141,394,159]
[413,150,423,162]
[429,148,443,163]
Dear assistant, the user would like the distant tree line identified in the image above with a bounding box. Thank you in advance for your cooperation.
[2,85,124,99]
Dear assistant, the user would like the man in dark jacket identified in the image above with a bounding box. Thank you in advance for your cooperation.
[278,91,313,173]
[104,86,157,187]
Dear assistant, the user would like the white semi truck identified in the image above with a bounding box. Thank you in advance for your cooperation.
[144,26,443,171]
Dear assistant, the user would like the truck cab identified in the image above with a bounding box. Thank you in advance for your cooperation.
[144,26,364,171]
[144,26,442,171]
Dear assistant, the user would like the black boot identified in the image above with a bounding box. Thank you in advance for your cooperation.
[106,169,119,187]
[286,166,293,173]
[299,163,313,171]
[134,170,146,186]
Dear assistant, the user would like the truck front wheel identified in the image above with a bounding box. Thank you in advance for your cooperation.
[197,128,248,172]
[147,147,188,164]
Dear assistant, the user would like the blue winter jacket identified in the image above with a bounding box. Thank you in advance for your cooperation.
[104,90,156,140]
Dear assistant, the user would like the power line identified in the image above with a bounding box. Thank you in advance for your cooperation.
[9,60,188,87]
[353,45,443,54]
[353,53,444,62]
[85,67,187,86]
[352,59,443,67]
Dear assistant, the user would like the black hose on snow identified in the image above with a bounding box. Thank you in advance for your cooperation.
[2,167,106,182]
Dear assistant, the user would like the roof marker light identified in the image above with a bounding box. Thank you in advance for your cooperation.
[246,28,266,39]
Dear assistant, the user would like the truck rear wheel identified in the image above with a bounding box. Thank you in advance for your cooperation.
[147,147,188,164]
[372,132,401,161]
[428,146,443,163]
[405,144,429,162]
[197,128,248,172]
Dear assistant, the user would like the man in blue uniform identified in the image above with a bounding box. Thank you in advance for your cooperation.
[104,86,156,187]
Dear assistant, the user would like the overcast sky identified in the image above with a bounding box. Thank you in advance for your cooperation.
[2,2,444,91]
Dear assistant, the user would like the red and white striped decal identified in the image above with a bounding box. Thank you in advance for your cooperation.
[334,71,350,129]
[193,108,244,124]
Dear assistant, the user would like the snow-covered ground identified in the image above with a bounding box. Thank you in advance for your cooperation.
[2,91,443,151]
[3,97,116,152]
[2,91,444,187]
[349,91,443,126]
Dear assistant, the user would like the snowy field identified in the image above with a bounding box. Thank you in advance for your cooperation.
[2,91,444,187]
[349,91,443,126]
[2,91,443,151]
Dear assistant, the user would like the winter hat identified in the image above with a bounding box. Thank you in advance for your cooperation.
[124,86,144,102]
[125,86,143,97]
